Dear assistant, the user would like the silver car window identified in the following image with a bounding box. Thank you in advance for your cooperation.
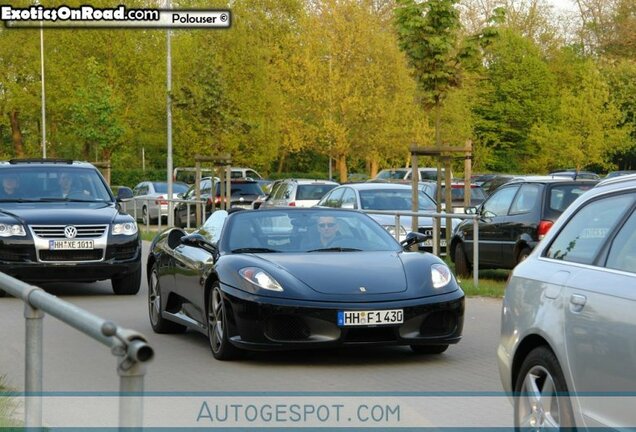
[605,206,636,273]
[545,194,634,264]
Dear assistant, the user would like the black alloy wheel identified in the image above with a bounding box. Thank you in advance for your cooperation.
[207,283,244,360]
[454,242,472,277]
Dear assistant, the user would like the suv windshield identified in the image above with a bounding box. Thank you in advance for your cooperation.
[0,167,113,202]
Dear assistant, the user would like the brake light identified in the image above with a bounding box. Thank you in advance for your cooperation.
[155,195,167,205]
[288,201,296,207]
[538,220,554,240]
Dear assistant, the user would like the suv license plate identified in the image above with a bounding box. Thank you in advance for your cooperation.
[49,240,94,250]
[338,309,403,327]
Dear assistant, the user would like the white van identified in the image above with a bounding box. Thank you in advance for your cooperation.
[372,167,451,182]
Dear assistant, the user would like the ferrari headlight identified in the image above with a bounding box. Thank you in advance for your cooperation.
[431,264,452,289]
[239,267,284,292]
[382,224,407,240]
[112,222,138,236]
[0,223,26,237]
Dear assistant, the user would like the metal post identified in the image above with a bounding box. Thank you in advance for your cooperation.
[165,0,174,228]
[39,20,46,159]
[395,214,400,242]
[145,199,150,232]
[225,165,231,211]
[118,360,146,429]
[24,292,44,429]
[433,215,439,256]
[473,217,479,288]
[186,202,191,229]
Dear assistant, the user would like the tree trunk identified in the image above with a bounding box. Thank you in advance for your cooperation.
[370,155,379,178]
[338,154,347,183]
[277,151,286,174]
[8,110,25,157]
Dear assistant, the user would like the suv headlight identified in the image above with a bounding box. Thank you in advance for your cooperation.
[112,222,138,236]
[0,223,26,237]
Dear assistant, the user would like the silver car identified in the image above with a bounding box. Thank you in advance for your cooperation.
[132,181,189,224]
[498,174,636,429]
[316,183,458,253]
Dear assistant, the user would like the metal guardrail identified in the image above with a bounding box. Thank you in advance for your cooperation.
[120,197,208,232]
[0,272,154,429]
[362,209,480,288]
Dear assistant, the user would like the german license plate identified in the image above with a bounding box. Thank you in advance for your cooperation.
[422,239,447,247]
[49,240,94,250]
[337,309,403,327]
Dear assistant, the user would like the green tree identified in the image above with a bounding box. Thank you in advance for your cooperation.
[473,28,558,172]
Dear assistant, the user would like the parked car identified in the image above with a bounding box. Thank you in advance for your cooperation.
[230,167,262,180]
[173,178,264,227]
[132,181,190,225]
[450,177,597,276]
[549,169,600,180]
[605,170,636,178]
[418,182,487,213]
[0,159,141,296]
[147,208,465,360]
[498,173,636,429]
[479,174,517,196]
[259,179,339,209]
[316,183,458,253]
[370,167,450,183]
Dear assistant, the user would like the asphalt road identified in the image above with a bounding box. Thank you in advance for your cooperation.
[0,242,512,428]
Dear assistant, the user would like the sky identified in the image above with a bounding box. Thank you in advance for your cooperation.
[547,0,577,12]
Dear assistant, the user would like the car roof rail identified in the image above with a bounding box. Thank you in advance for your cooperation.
[9,158,74,165]
[596,173,636,188]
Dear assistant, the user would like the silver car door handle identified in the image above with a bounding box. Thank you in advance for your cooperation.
[570,294,587,312]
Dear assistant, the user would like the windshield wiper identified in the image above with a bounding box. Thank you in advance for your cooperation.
[307,247,362,252]
[0,198,41,202]
[38,197,104,203]
[231,247,281,253]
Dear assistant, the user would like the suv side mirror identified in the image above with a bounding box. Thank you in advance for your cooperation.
[116,187,133,201]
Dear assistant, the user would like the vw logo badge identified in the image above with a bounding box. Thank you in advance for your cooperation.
[64,226,77,239]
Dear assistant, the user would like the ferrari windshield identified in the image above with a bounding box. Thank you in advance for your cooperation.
[222,209,401,253]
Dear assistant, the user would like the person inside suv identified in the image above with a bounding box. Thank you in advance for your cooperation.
[0,173,20,198]
[58,172,90,199]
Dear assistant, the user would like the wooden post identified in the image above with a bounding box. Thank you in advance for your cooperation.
[464,140,472,209]
[411,153,419,235]
[195,160,202,227]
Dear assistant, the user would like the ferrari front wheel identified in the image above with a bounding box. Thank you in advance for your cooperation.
[207,283,245,361]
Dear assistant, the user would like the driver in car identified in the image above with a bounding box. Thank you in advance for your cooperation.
[311,215,341,249]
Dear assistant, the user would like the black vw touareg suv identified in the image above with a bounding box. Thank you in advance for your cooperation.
[0,159,141,296]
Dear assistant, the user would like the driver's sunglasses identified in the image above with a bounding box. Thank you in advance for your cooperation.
[318,223,336,228]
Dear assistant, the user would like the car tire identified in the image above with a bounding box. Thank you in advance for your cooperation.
[514,346,576,430]
[0,289,6,298]
[517,246,532,265]
[111,265,141,295]
[148,264,186,334]
[454,242,472,277]
[207,283,245,361]
[410,344,449,354]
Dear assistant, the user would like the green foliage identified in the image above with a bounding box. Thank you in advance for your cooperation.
[473,29,558,172]
[111,169,166,188]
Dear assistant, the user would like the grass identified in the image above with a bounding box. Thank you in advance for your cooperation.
[0,376,22,429]
[446,259,509,298]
